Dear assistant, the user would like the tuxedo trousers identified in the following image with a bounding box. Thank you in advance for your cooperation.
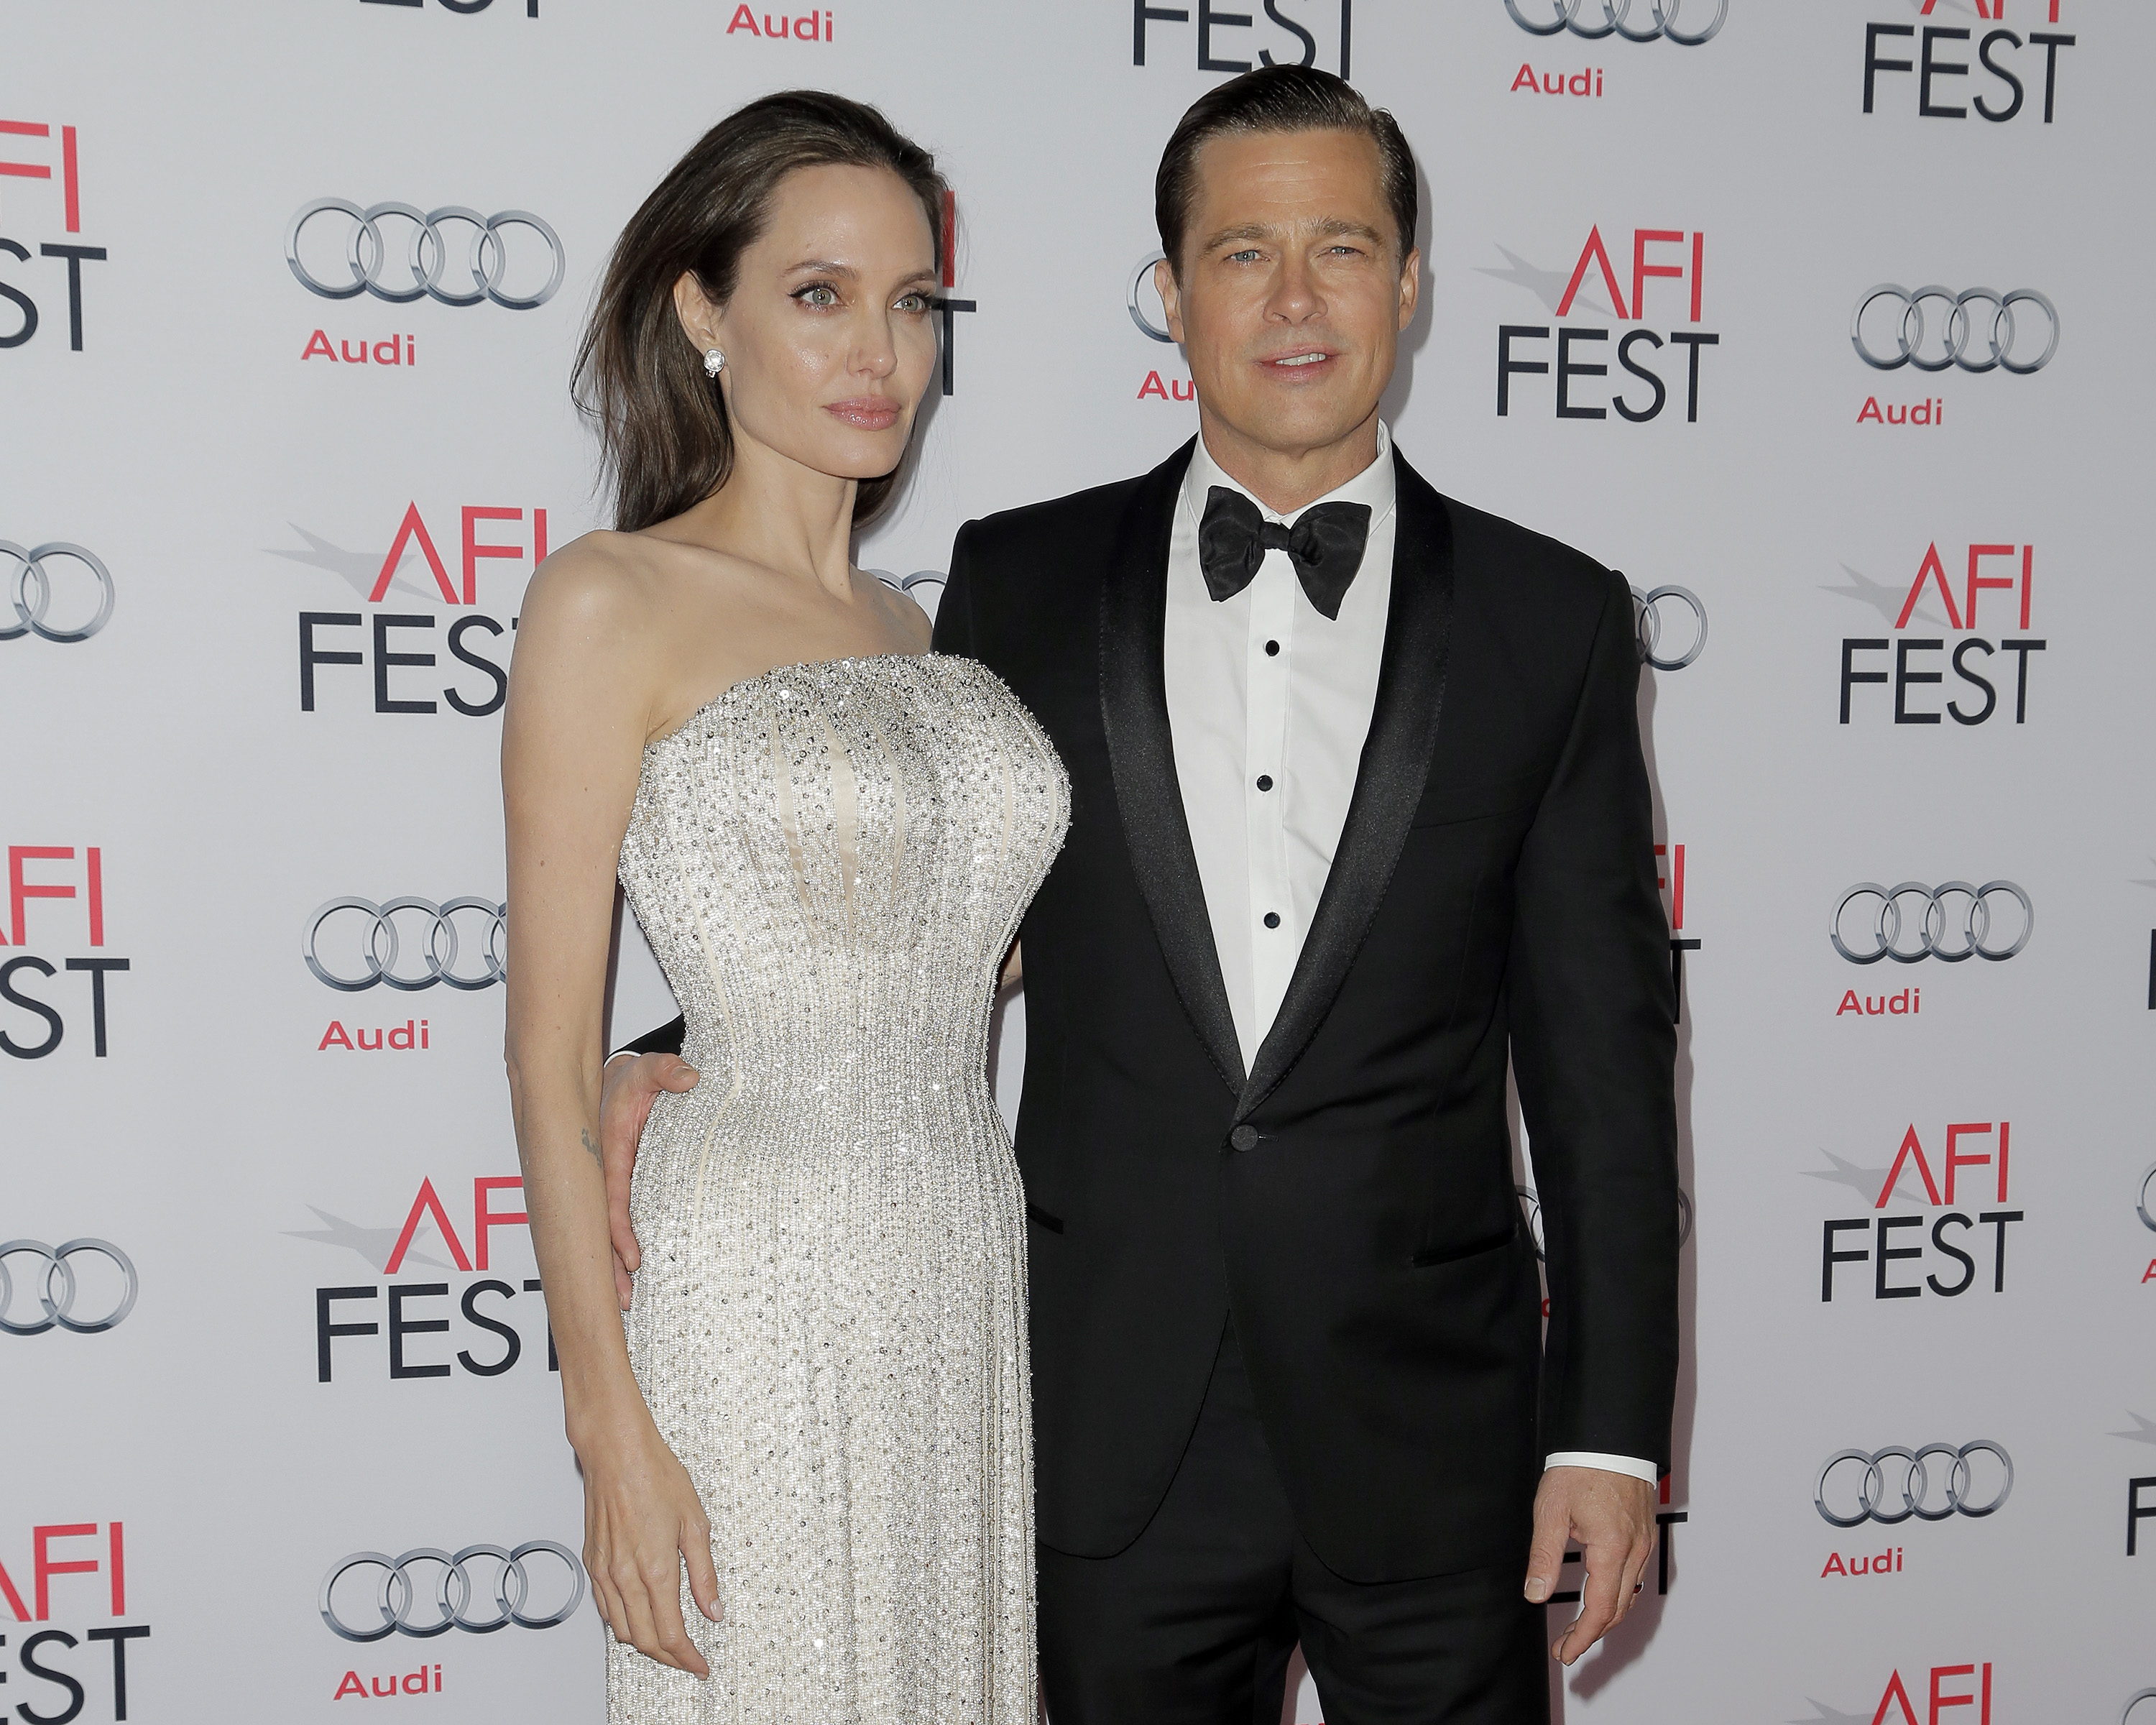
[1036,1321,1549,1725]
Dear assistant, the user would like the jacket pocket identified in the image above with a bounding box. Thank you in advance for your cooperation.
[1411,1221,1517,1269]
[1409,766,1545,829]
[1026,1202,1065,1236]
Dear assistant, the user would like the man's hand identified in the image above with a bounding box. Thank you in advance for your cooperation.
[1523,1465,1658,1666]
[598,1050,700,1309]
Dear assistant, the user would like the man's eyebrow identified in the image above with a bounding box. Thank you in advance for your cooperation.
[1198,222,1281,253]
[1311,216,1386,245]
[1197,216,1387,252]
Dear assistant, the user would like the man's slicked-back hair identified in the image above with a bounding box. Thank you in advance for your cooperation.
[1155,65,1417,278]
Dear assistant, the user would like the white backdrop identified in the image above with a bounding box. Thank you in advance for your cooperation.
[6,2,2154,1721]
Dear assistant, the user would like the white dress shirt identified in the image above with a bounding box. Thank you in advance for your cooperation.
[1161,424,1657,1489]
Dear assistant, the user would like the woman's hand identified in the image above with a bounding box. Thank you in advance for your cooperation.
[579,1407,723,1678]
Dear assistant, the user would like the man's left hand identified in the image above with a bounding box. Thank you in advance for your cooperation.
[1522,1465,1657,1665]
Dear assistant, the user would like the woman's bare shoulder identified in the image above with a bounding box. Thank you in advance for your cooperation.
[520,529,670,631]
[863,571,934,650]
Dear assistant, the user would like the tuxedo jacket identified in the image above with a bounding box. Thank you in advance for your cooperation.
[635,441,1680,1583]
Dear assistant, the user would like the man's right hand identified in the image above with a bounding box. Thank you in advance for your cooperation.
[599,1050,701,1309]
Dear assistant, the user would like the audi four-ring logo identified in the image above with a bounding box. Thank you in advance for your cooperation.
[1128,252,1174,344]
[2,542,114,643]
[1631,585,1706,671]
[0,1239,138,1335]
[1505,0,1726,44]
[2137,1162,2156,1233]
[1830,882,2032,965]
[2124,1691,2156,1725]
[285,201,564,308]
[870,570,948,602]
[304,898,507,993]
[1851,285,2060,374]
[320,1542,585,1642]
[1815,1443,2013,1527]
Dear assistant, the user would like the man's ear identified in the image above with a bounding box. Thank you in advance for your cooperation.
[673,270,724,352]
[1154,256,1187,346]
[1396,247,1422,333]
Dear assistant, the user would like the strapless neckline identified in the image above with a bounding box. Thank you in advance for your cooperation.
[643,650,945,760]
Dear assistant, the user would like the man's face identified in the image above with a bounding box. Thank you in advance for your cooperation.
[1158,126,1419,460]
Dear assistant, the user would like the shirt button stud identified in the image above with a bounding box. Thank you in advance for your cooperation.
[1256,774,1273,791]
[1264,639,1281,656]
[1263,911,1281,929]
[1229,1124,1259,1153]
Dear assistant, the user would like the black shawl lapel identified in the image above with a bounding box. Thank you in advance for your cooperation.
[1238,450,1456,1121]
[1100,438,1247,1096]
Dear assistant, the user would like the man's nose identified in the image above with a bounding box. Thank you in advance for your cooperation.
[1268,257,1325,321]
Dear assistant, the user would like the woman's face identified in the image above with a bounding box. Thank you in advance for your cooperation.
[683,163,940,487]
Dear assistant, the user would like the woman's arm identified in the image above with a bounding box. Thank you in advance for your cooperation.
[501,542,719,1676]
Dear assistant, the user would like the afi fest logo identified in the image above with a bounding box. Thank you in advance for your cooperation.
[1491,223,1719,423]
[282,495,550,717]
[0,1522,150,1725]
[1797,1661,2001,1725]
[0,845,129,1062]
[930,192,975,397]
[0,116,106,354]
[303,1175,560,1384]
[1815,1121,2024,1304]
[1833,543,2045,728]
[2124,1410,2156,1560]
[1133,1,1353,77]
[1657,841,1700,1022]
[1864,3,2076,124]
[3,540,113,643]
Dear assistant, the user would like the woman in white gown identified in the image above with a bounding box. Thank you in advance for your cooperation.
[500,92,1064,1724]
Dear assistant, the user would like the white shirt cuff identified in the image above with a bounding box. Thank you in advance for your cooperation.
[1544,1452,1660,1485]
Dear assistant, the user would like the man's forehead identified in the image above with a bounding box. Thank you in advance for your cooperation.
[1188,128,1387,218]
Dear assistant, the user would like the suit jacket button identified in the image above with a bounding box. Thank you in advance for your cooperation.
[1228,1124,1259,1152]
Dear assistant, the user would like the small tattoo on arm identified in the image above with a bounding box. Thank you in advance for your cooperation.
[581,1128,603,1168]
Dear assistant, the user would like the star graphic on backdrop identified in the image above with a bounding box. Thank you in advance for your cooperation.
[283,1206,449,1273]
[1807,1150,1918,1205]
[266,524,434,603]
[2110,1412,2156,1445]
[1820,564,1939,628]
[1473,247,1613,320]
[1789,1703,1871,1725]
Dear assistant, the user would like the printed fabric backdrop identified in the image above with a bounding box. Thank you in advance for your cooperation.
[5,1,2153,1720]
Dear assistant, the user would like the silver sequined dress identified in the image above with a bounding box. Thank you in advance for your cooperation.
[612,653,1067,1724]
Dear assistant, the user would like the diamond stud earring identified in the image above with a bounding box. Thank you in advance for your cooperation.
[703,347,726,377]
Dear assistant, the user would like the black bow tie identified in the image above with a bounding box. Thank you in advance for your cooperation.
[1197,486,1372,621]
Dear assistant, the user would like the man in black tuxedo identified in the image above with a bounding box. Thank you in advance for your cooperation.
[599,66,1677,1724]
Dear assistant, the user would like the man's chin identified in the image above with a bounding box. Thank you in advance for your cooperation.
[1209,393,1381,456]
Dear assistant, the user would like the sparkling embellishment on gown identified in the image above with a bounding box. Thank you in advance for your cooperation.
[612,653,1067,1724]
